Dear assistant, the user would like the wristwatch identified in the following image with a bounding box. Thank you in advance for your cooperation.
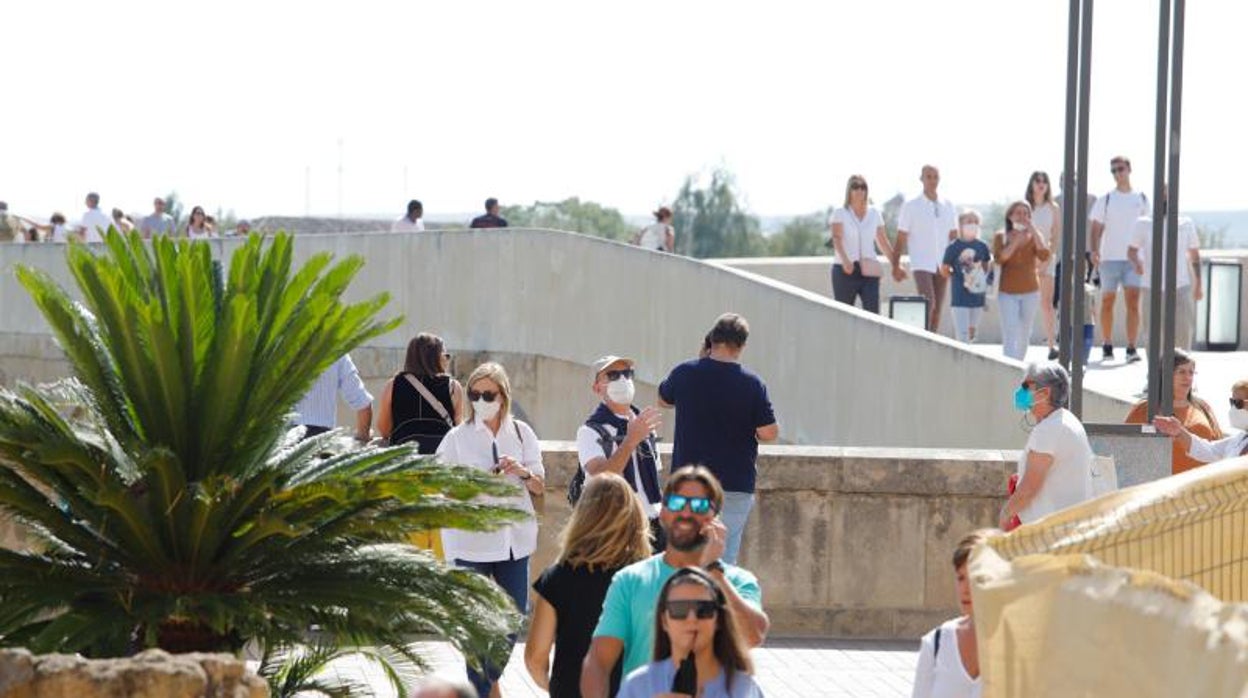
[704,560,725,575]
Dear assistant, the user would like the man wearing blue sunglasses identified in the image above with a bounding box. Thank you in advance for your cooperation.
[581,466,770,698]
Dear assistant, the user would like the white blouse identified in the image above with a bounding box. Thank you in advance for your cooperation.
[1187,432,1248,464]
[437,414,544,562]
[830,206,885,264]
[911,619,981,698]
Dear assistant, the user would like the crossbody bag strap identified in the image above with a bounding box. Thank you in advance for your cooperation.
[402,374,454,427]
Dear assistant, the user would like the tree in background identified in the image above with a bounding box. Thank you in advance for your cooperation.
[766,212,828,257]
[501,197,631,241]
[672,169,766,258]
[162,191,185,229]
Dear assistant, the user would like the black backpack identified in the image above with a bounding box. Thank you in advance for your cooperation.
[567,422,618,505]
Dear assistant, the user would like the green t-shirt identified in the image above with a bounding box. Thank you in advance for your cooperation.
[592,554,763,675]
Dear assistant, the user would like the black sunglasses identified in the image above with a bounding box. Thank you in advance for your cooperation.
[1111,166,1129,174]
[468,389,499,402]
[850,183,868,191]
[1231,398,1246,410]
[665,599,719,620]
[604,368,634,381]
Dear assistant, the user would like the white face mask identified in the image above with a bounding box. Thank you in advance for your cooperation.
[606,377,636,405]
[1228,407,1248,432]
[959,224,980,240]
[474,399,501,422]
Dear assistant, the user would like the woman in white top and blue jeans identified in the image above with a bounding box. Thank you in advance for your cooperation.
[912,530,992,698]
[830,174,898,314]
[437,361,546,698]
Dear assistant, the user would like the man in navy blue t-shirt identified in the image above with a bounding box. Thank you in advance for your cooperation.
[658,313,778,564]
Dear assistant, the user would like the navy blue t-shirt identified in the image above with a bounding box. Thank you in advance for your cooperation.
[658,357,775,493]
[942,239,992,308]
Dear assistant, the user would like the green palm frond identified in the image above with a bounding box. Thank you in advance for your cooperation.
[0,230,525,675]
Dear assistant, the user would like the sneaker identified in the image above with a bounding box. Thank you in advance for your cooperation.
[1047,347,1059,361]
[1102,344,1114,360]
[1126,346,1141,363]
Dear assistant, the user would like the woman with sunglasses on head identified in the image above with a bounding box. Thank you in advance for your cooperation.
[525,473,652,698]
[617,567,762,698]
[378,332,465,453]
[436,361,545,698]
[1025,172,1063,360]
[829,174,897,314]
[1125,349,1222,475]
[1153,379,1248,464]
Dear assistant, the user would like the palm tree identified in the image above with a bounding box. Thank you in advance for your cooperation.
[0,231,525,686]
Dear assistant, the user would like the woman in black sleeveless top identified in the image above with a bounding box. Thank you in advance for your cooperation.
[378,333,464,454]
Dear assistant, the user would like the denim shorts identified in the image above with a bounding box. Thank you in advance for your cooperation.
[1097,259,1142,293]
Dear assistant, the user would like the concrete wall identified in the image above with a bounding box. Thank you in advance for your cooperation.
[0,229,1130,450]
[532,443,1011,638]
[719,252,1248,350]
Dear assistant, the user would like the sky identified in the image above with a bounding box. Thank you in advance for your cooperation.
[4,0,1245,222]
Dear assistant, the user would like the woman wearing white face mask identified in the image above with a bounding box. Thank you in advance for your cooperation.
[941,209,993,343]
[436,361,545,698]
[1153,379,1248,465]
[993,201,1051,360]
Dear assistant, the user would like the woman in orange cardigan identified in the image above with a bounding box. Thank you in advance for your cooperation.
[1125,348,1222,474]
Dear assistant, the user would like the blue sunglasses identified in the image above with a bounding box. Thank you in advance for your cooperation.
[664,494,715,515]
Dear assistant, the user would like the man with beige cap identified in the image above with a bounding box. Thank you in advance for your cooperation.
[574,355,666,548]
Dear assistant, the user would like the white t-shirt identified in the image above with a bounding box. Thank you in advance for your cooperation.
[391,216,425,232]
[898,195,958,272]
[437,416,544,562]
[1018,408,1094,523]
[1129,215,1199,289]
[187,225,213,239]
[637,222,671,251]
[1090,189,1149,261]
[575,418,662,519]
[830,206,885,264]
[79,207,112,243]
[1032,201,1060,274]
[912,619,981,698]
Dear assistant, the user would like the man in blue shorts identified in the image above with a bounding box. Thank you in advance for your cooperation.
[1090,156,1150,362]
[580,466,770,697]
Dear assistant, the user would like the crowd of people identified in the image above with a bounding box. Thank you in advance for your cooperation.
[828,158,1206,359]
[0,194,254,243]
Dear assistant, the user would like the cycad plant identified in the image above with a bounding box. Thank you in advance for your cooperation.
[0,232,523,679]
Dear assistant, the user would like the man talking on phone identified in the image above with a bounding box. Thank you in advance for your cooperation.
[581,466,770,698]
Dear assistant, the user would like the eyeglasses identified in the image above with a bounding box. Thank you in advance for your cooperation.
[665,599,719,620]
[604,368,634,381]
[1111,166,1129,174]
[468,389,499,402]
[1231,398,1246,410]
[665,493,714,515]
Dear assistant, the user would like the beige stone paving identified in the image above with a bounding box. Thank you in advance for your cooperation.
[323,637,918,697]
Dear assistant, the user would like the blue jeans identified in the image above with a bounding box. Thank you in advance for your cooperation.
[998,291,1040,360]
[719,492,755,565]
[454,555,530,696]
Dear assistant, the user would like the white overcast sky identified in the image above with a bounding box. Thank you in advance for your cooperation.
[4,0,1244,220]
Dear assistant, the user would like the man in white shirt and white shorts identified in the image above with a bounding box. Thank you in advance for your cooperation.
[1128,193,1202,351]
[893,165,958,333]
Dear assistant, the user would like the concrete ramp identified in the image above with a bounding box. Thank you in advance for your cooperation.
[0,229,1129,449]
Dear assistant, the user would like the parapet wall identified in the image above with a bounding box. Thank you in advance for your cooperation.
[0,229,1130,450]
[534,442,1012,639]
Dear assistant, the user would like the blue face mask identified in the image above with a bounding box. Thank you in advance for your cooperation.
[1014,385,1034,411]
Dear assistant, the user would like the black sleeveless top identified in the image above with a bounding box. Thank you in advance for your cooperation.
[390,373,455,454]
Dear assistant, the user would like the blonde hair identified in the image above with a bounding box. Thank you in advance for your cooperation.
[464,362,512,422]
[557,473,652,571]
[958,208,982,226]
[1234,380,1248,394]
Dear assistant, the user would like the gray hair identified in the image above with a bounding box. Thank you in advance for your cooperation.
[1025,362,1070,409]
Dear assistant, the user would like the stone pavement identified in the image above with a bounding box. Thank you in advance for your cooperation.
[323,637,919,697]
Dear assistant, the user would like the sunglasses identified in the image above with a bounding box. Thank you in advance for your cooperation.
[1111,166,1129,174]
[1231,398,1246,410]
[850,183,868,191]
[468,389,499,402]
[665,599,719,620]
[604,368,634,381]
[665,493,714,515]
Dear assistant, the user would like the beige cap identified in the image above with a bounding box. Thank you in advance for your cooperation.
[591,355,635,378]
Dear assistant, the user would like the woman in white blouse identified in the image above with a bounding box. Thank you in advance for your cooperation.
[1025,172,1063,360]
[186,206,213,239]
[911,530,990,698]
[634,206,675,252]
[436,361,545,698]
[1154,379,1248,463]
[830,174,897,314]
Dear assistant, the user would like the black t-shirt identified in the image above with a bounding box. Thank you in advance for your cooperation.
[658,357,775,492]
[532,562,622,698]
[469,213,509,228]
